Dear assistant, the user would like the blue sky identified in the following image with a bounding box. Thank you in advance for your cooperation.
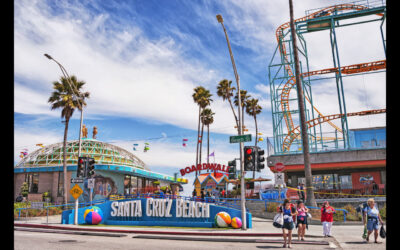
[14,0,386,195]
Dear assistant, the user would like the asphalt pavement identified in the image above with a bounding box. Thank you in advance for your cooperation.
[14,215,387,249]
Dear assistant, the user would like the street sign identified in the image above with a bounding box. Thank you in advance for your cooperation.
[70,184,83,200]
[88,178,95,189]
[230,134,252,143]
[31,202,44,209]
[275,172,285,185]
[71,178,84,183]
[275,162,285,172]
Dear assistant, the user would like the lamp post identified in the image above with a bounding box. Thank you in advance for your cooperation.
[216,14,247,230]
[44,54,84,224]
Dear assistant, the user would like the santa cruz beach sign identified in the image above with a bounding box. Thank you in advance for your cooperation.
[62,197,252,228]
[180,163,230,176]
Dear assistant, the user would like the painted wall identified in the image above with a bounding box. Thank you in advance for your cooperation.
[351,171,381,190]
[62,198,252,228]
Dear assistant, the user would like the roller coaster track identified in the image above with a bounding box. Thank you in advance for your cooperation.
[282,109,386,151]
[275,3,385,151]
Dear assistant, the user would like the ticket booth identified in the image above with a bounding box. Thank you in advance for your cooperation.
[193,172,229,196]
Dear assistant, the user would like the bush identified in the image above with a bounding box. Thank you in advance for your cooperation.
[379,204,386,220]
[266,202,280,213]
[20,182,29,197]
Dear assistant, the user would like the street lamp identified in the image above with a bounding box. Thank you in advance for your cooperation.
[44,53,85,224]
[216,14,247,230]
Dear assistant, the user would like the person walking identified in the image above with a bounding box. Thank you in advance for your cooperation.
[363,198,384,243]
[279,199,297,248]
[321,201,335,237]
[296,200,309,241]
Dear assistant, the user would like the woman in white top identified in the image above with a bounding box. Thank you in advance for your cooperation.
[363,198,384,243]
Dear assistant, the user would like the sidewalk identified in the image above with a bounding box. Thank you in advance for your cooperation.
[14,215,386,249]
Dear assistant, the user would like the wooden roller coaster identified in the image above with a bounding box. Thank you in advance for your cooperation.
[275,3,386,151]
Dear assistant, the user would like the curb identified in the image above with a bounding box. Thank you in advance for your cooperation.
[14,223,281,237]
[14,227,127,237]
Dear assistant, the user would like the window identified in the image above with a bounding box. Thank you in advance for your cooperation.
[130,176,138,193]
[124,175,131,195]
[25,173,39,193]
[57,172,64,197]
[339,175,352,189]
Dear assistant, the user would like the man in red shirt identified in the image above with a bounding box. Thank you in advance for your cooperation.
[321,201,335,237]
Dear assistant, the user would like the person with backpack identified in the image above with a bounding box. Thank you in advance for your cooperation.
[321,201,335,237]
[363,198,384,243]
[279,199,297,248]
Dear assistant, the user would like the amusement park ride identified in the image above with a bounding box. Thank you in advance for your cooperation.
[268,0,386,154]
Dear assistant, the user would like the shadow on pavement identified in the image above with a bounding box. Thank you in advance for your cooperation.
[256,246,290,249]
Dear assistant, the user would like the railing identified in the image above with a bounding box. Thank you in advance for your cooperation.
[257,199,349,222]
[305,0,386,17]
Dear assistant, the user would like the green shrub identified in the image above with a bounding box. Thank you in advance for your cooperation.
[266,202,280,213]
[379,204,386,220]
[20,182,29,197]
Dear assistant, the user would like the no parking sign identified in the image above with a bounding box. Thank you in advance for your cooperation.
[275,172,285,185]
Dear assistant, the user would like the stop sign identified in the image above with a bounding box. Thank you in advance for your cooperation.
[275,162,285,172]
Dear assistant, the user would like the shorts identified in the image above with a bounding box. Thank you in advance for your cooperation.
[367,219,379,231]
[282,221,294,230]
[297,215,307,225]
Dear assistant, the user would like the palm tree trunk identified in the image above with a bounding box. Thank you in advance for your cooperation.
[253,115,258,179]
[242,106,245,133]
[195,106,201,176]
[199,122,205,167]
[63,117,70,206]
[289,0,316,206]
[228,99,240,133]
[207,124,210,165]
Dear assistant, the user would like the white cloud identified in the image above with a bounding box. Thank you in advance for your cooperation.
[14,128,61,164]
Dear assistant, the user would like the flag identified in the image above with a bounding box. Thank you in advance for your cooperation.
[209,151,215,157]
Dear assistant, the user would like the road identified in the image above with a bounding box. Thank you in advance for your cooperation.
[15,230,334,250]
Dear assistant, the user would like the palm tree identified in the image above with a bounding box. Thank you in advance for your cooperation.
[48,75,90,205]
[201,108,215,166]
[217,79,239,133]
[234,89,251,132]
[192,87,212,176]
[245,98,262,179]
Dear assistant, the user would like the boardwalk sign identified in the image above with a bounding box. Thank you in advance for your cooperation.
[62,197,252,228]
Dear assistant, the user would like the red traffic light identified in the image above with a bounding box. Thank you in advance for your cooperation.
[246,148,253,155]
[79,159,83,164]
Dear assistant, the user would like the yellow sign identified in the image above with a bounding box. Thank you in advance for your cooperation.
[70,184,83,200]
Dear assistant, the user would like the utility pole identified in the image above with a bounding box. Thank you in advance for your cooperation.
[288,0,317,206]
[217,14,247,230]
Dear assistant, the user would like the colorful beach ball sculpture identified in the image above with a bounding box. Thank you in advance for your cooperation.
[231,217,242,229]
[84,206,103,225]
[214,212,232,228]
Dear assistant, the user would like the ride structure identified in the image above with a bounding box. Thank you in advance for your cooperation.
[268,0,386,155]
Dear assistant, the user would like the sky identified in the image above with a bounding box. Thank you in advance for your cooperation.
[14,0,386,196]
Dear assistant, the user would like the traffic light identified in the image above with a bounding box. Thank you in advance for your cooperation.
[228,160,236,179]
[256,147,265,171]
[77,157,86,177]
[244,146,255,171]
[87,157,95,177]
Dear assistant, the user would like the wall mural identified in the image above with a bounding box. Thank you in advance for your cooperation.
[82,174,118,202]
